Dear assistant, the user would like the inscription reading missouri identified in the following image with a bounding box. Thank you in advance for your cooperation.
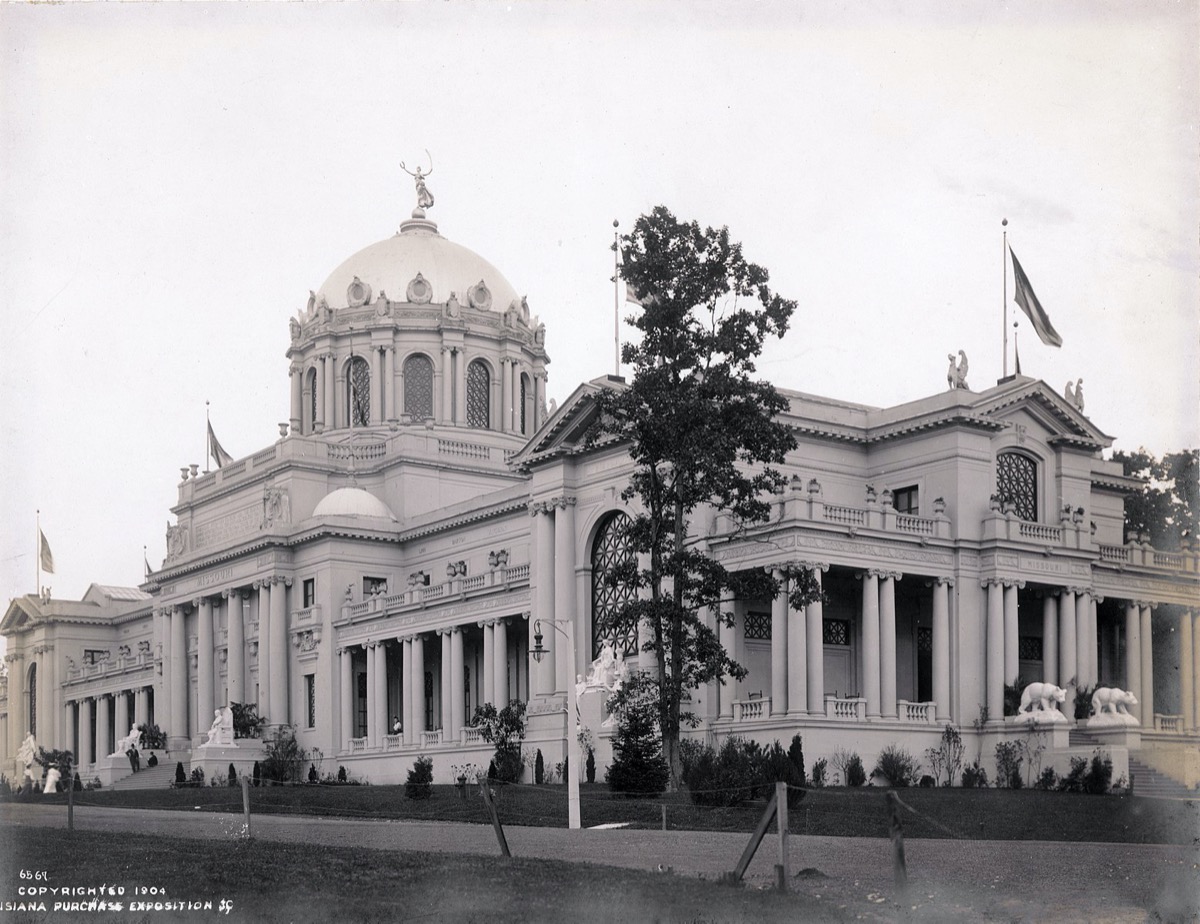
[195,507,260,549]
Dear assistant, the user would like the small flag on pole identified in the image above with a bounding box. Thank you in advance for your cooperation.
[144,553,153,579]
[39,529,55,574]
[1009,247,1063,348]
[207,420,234,468]
[624,279,646,307]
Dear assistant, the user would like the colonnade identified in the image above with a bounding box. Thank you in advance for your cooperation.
[294,345,547,435]
[64,687,151,768]
[1161,607,1200,730]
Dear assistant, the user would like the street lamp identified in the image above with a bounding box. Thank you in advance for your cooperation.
[530,618,581,830]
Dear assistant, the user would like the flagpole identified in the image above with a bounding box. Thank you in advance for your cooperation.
[36,508,41,595]
[205,401,211,474]
[612,219,620,377]
[1002,218,1009,378]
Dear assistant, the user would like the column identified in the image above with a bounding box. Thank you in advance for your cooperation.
[450,628,465,733]
[289,363,302,433]
[510,362,521,432]
[170,605,187,741]
[402,638,413,745]
[500,359,512,433]
[78,698,93,767]
[1003,582,1020,686]
[440,632,453,732]
[787,581,808,716]
[862,571,881,718]
[1180,610,1194,732]
[198,598,214,728]
[227,592,245,705]
[806,568,825,716]
[456,349,468,424]
[1041,594,1058,686]
[439,348,451,424]
[374,641,388,743]
[770,570,788,715]
[339,648,353,747]
[719,611,736,719]
[1080,585,1099,686]
[880,573,898,718]
[1124,602,1141,722]
[985,581,1004,722]
[96,694,111,760]
[1192,611,1200,732]
[535,373,546,426]
[372,348,383,424]
[412,634,425,737]
[1139,604,1154,720]
[115,689,130,743]
[383,346,395,422]
[334,360,346,429]
[270,578,289,724]
[364,643,376,747]
[257,583,271,721]
[135,688,149,728]
[553,498,577,694]
[933,578,951,721]
[1059,588,1077,686]
[324,353,336,431]
[533,505,556,695]
[157,609,171,739]
[37,647,56,745]
[494,619,509,705]
[1088,595,1100,691]
[482,622,495,706]
[314,357,326,432]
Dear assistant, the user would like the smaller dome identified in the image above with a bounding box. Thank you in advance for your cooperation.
[312,487,397,521]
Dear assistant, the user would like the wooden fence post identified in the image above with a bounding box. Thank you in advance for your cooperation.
[887,791,908,903]
[242,775,252,839]
[725,787,779,885]
[775,781,789,891]
[479,780,511,858]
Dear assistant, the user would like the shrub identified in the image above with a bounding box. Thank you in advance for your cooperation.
[1084,751,1113,794]
[994,741,1023,789]
[308,764,319,784]
[0,776,10,797]
[1036,766,1059,790]
[137,723,167,750]
[961,761,989,788]
[261,725,308,784]
[845,754,866,787]
[228,764,238,787]
[1058,756,1088,793]
[209,773,224,788]
[874,744,920,788]
[919,775,935,788]
[760,741,807,808]
[175,762,187,786]
[405,756,433,800]
[253,761,261,787]
[605,673,668,797]
[337,765,347,784]
[925,725,964,787]
[683,738,759,807]
[535,749,545,785]
[585,749,596,784]
[190,767,205,786]
[1003,682,1024,718]
[810,758,827,788]
[471,701,527,784]
[787,735,806,787]
[73,773,82,792]
[230,702,267,739]
[1074,684,1095,720]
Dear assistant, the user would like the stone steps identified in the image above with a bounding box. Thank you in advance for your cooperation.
[106,756,190,791]
[1127,757,1193,799]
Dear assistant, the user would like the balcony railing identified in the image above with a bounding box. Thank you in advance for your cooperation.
[349,737,367,753]
[421,730,443,748]
[1152,714,1184,734]
[897,700,935,723]
[383,734,403,751]
[825,696,866,721]
[733,697,770,722]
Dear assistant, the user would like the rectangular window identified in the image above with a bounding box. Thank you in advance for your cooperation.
[302,578,316,608]
[305,674,316,728]
[893,486,919,516]
[744,610,771,640]
[823,619,850,646]
[363,576,388,597]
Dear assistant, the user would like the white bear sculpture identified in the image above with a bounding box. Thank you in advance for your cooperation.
[1089,687,1139,727]
[1016,682,1067,724]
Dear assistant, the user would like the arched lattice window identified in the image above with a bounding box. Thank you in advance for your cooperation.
[520,373,530,435]
[997,451,1038,521]
[466,360,490,429]
[591,512,638,658]
[346,356,370,427]
[27,663,37,737]
[306,368,318,433]
[404,354,433,420]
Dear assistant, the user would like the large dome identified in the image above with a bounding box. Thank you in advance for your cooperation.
[316,217,521,312]
[311,487,397,521]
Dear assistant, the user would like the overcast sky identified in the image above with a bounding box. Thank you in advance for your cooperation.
[2,1,1196,615]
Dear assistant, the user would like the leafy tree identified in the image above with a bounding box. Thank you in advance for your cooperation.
[261,725,307,784]
[405,756,433,800]
[1111,448,1198,550]
[590,207,822,787]
[230,702,267,739]
[471,701,527,784]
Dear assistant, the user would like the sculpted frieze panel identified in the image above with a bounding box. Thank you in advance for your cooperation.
[195,507,260,549]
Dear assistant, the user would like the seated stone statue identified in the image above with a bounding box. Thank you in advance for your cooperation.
[199,706,236,747]
[111,724,140,759]
[585,644,629,693]
[1016,682,1067,724]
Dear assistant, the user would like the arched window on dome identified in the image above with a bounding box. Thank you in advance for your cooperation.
[306,368,318,434]
[996,450,1038,522]
[520,373,532,435]
[27,662,37,737]
[466,360,491,429]
[591,512,638,659]
[346,356,371,427]
[403,354,434,420]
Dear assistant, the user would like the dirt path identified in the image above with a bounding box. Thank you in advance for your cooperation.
[3,802,1196,921]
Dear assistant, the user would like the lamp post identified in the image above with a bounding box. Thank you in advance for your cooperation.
[530,618,581,829]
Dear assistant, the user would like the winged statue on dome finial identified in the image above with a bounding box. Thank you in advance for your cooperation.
[400,151,435,216]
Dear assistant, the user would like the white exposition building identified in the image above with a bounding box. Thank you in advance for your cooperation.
[3,186,1198,791]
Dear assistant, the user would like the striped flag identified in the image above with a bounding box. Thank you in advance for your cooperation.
[1010,247,1063,347]
[39,529,54,574]
[207,420,234,468]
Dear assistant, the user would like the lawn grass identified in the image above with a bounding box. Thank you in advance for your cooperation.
[0,826,845,924]
[19,781,1196,844]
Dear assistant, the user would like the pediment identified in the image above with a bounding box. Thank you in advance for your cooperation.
[970,377,1113,450]
[1,597,38,635]
[509,375,627,469]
